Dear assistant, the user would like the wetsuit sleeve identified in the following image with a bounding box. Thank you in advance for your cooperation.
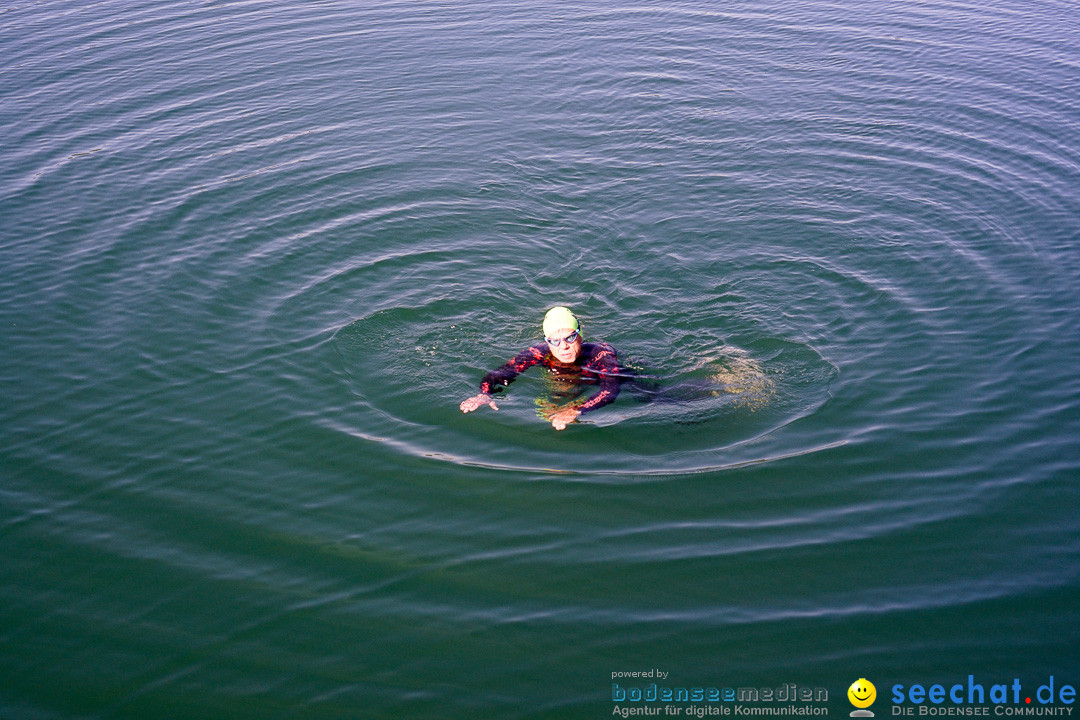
[577,345,621,414]
[479,344,547,395]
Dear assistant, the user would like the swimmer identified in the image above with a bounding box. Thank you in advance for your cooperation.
[460,306,625,430]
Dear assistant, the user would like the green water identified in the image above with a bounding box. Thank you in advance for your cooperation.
[2,0,1079,718]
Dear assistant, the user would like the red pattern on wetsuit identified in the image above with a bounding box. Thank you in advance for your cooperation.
[479,342,622,414]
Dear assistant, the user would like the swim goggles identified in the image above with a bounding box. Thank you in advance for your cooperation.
[545,330,580,347]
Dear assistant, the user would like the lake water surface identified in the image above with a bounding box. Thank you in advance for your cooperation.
[2,0,1079,718]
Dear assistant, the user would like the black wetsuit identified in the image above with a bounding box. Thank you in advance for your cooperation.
[479,342,625,414]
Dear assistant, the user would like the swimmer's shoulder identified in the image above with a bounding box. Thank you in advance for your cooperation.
[583,340,619,362]
[522,342,549,362]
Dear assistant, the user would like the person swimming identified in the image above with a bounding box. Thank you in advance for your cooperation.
[460,306,775,430]
[460,306,626,430]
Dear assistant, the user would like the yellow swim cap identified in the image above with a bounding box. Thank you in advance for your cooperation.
[543,306,579,337]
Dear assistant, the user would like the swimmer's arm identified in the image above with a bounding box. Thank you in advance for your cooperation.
[477,345,547,395]
[577,385,618,413]
[463,344,546,414]
[550,350,621,429]
[574,348,622,415]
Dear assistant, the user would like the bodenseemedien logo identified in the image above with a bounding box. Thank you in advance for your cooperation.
[849,679,877,717]
[609,672,829,717]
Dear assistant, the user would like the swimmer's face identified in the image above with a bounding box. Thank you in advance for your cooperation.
[547,328,582,363]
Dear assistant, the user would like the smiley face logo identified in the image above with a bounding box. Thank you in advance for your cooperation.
[848,678,876,710]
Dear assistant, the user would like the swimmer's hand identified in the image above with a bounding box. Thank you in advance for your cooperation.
[460,393,498,413]
[549,407,581,431]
